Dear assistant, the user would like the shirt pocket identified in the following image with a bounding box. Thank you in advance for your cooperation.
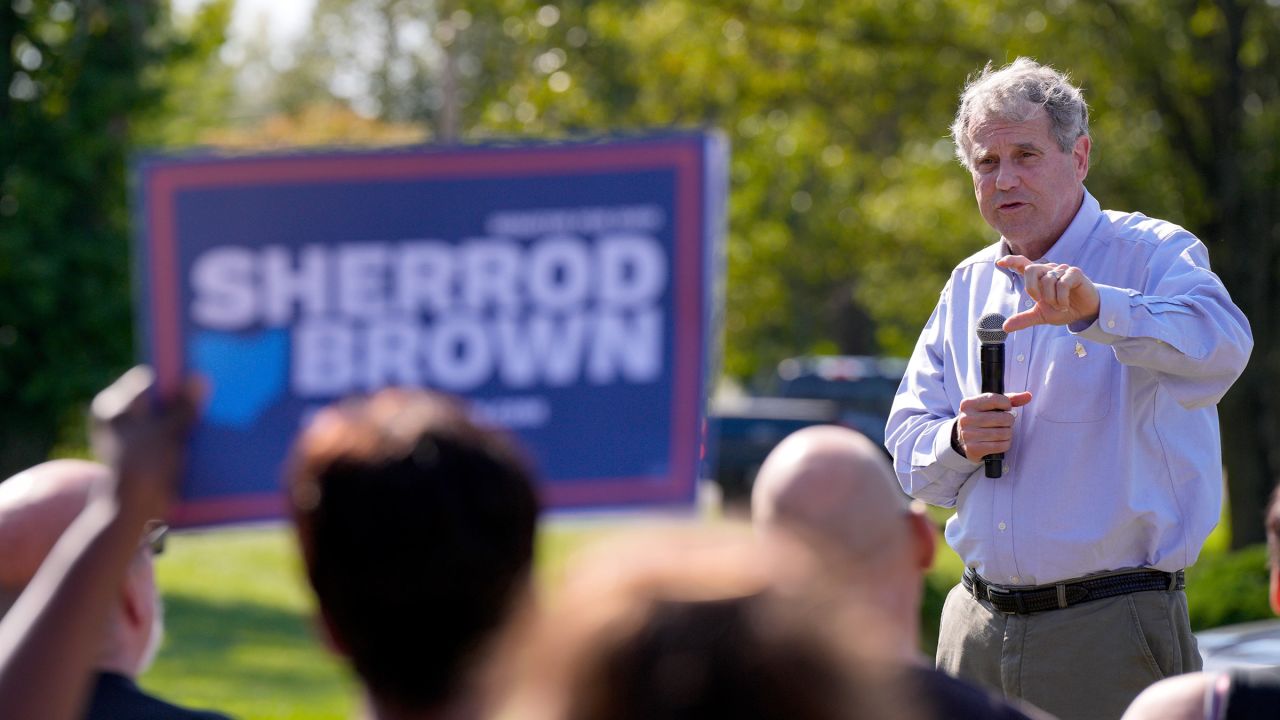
[1035,335,1114,423]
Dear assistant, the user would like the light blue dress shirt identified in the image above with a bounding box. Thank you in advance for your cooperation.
[885,190,1253,586]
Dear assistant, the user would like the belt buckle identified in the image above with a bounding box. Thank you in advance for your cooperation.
[985,585,1017,612]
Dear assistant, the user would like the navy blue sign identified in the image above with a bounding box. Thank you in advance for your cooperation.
[133,134,726,526]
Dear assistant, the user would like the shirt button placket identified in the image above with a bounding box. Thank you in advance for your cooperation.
[990,282,1024,581]
[1010,329,1032,394]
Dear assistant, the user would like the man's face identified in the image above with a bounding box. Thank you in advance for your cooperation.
[967,109,1090,258]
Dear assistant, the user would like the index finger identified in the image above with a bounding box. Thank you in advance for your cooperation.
[996,255,1032,274]
[1003,309,1042,333]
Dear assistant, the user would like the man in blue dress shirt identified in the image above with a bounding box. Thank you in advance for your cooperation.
[885,57,1253,720]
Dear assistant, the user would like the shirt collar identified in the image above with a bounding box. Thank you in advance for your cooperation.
[997,189,1101,271]
[1039,189,1101,267]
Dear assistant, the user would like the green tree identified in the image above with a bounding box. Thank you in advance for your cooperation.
[0,0,231,476]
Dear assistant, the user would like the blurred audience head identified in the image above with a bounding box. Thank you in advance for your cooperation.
[497,526,914,720]
[287,388,539,717]
[751,425,935,656]
[0,460,165,676]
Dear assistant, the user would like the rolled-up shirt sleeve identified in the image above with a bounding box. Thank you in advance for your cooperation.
[885,283,980,508]
[1071,233,1253,409]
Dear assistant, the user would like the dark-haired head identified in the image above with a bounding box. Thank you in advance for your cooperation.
[496,527,916,720]
[287,389,539,714]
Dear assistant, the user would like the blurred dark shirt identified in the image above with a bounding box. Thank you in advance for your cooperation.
[87,672,232,720]
[912,666,1053,720]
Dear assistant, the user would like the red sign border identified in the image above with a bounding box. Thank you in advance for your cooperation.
[140,138,709,525]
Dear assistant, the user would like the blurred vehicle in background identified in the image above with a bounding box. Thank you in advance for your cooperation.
[1197,619,1280,671]
[704,355,907,507]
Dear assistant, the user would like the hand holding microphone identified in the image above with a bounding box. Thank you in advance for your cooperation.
[952,312,1032,477]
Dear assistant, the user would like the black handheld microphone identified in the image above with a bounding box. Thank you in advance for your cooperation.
[976,313,1008,479]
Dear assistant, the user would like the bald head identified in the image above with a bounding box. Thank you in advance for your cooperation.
[0,459,164,676]
[0,460,108,599]
[752,426,934,657]
[752,426,909,562]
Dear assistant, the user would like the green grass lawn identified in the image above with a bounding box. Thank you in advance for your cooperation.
[141,526,356,719]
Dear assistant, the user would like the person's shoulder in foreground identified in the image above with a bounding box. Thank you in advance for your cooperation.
[1123,667,1280,720]
[90,671,232,720]
[1218,667,1280,720]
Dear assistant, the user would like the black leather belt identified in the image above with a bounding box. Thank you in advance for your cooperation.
[963,568,1185,615]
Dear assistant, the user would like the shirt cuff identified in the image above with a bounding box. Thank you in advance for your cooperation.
[933,418,979,472]
[1069,284,1132,344]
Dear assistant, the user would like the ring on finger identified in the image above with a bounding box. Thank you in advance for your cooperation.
[1045,270,1061,280]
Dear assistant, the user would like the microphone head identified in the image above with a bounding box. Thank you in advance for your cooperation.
[977,312,1008,345]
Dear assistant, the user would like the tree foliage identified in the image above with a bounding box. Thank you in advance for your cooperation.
[0,0,231,476]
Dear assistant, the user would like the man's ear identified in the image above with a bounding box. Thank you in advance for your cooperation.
[907,504,936,571]
[317,605,351,657]
[1073,134,1091,181]
[119,566,148,632]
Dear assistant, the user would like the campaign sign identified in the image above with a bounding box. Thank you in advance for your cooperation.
[133,133,726,527]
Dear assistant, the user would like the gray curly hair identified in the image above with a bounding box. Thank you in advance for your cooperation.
[950,57,1089,170]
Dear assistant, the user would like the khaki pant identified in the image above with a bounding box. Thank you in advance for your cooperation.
[936,582,1201,720]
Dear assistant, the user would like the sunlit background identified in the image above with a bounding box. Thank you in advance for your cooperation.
[4,1,1280,717]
